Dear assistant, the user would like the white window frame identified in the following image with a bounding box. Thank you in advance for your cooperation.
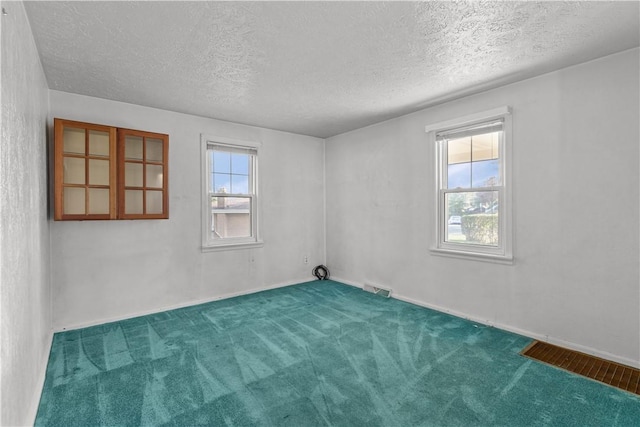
[426,106,513,263]
[201,134,263,251]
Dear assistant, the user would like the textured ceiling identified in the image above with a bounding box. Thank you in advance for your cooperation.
[24,1,640,138]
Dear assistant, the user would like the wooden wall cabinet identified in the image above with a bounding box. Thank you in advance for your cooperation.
[54,118,168,220]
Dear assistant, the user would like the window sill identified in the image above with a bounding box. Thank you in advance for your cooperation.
[202,240,264,252]
[430,247,514,265]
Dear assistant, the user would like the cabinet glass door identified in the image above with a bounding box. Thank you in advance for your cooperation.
[54,119,116,220]
[119,130,168,219]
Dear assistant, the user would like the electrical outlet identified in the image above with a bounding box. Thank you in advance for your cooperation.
[303,255,309,264]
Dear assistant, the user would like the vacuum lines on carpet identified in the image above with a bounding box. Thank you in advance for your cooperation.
[35,281,640,425]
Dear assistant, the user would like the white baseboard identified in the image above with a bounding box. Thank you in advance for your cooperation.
[330,276,361,289]
[332,276,640,369]
[54,278,312,333]
[30,328,54,425]
[393,292,640,369]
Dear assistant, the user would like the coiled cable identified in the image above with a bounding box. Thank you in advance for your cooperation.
[312,265,330,281]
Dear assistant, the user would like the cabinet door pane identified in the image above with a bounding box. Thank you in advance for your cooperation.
[146,164,163,188]
[125,162,143,187]
[88,188,110,214]
[89,130,110,156]
[63,128,85,154]
[63,157,85,184]
[146,138,163,162]
[63,187,85,214]
[146,190,163,214]
[115,128,169,219]
[88,159,109,185]
[125,136,144,160]
[125,190,143,214]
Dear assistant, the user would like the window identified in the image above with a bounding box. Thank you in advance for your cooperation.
[201,135,262,250]
[427,107,512,262]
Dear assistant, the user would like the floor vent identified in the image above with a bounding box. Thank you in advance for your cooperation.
[363,284,391,298]
[521,341,639,395]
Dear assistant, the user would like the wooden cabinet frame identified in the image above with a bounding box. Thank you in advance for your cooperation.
[53,118,169,220]
[117,128,169,219]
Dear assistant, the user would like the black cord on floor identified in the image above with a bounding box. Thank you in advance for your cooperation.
[312,265,330,280]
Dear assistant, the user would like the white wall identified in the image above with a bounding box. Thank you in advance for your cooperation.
[0,2,52,425]
[326,48,640,367]
[49,91,325,330]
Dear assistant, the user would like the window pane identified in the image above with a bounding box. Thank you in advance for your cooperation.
[447,163,470,189]
[124,136,143,160]
[88,159,109,186]
[146,190,163,214]
[88,188,109,214]
[445,191,499,246]
[63,128,85,154]
[146,138,163,162]
[146,164,163,188]
[471,132,499,161]
[213,173,230,193]
[125,162,143,187]
[63,187,85,214]
[231,153,249,175]
[212,196,250,210]
[447,137,471,164]
[125,190,143,214]
[471,159,500,188]
[63,157,85,185]
[88,130,109,156]
[213,151,230,174]
[211,196,251,239]
[231,175,249,194]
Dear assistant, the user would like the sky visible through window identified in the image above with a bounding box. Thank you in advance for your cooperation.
[211,151,249,194]
[448,159,499,188]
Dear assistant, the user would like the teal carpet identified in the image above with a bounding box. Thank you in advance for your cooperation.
[36,280,640,426]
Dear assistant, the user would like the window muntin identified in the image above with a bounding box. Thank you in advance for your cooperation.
[202,136,261,250]
[430,108,512,262]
